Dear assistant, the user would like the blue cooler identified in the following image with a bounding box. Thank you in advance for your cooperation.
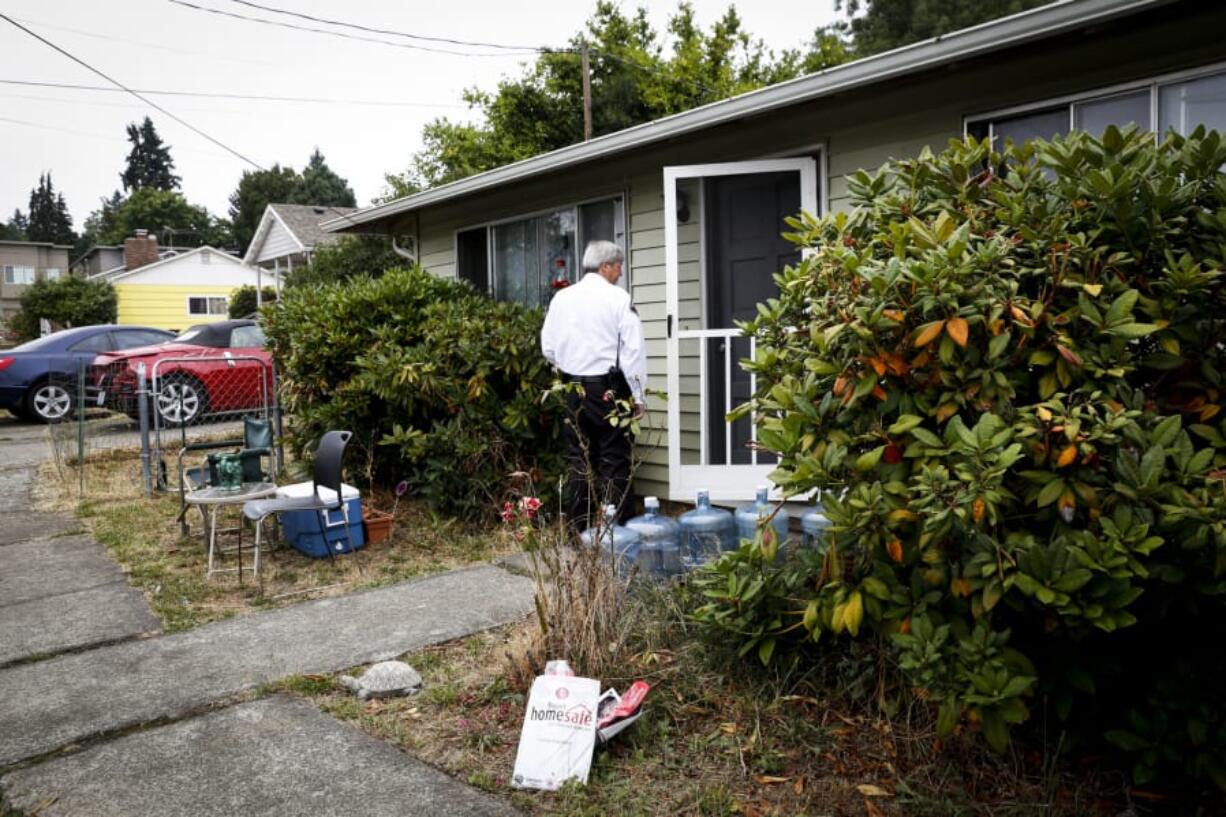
[275,481,366,558]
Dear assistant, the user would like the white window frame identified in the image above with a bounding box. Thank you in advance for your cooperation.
[3,265,36,285]
[43,267,61,281]
[186,295,228,316]
[964,60,1226,140]
[452,192,630,302]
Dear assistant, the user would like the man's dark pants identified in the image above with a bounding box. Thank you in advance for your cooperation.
[563,379,632,531]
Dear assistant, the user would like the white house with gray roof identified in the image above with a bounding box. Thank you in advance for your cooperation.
[243,203,360,289]
[325,0,1226,504]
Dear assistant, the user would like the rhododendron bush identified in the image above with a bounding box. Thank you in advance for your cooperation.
[695,127,1226,789]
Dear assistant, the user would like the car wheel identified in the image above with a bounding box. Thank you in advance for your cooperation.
[155,375,207,427]
[25,379,75,424]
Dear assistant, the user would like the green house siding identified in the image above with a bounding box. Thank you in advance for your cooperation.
[395,1,1226,501]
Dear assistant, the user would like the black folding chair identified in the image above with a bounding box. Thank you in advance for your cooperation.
[242,430,362,591]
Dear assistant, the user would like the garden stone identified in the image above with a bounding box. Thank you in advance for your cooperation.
[339,660,423,700]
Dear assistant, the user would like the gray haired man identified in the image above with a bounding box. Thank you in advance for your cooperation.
[541,240,647,528]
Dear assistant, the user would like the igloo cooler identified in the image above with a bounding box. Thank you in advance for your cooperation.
[275,481,366,558]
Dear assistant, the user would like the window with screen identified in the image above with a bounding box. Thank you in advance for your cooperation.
[188,296,228,316]
[463,195,625,309]
[968,66,1226,144]
[4,266,36,285]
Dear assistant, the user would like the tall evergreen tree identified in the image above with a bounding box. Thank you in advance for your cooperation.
[120,116,181,192]
[0,209,26,241]
[227,164,302,254]
[291,149,357,208]
[25,174,76,246]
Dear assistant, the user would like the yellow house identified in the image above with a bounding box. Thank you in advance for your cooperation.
[94,232,277,332]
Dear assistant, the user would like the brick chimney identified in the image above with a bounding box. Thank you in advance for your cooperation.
[123,229,160,271]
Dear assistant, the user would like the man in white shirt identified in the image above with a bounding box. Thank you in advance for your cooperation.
[541,240,647,529]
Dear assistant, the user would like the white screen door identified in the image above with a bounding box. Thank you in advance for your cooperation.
[663,158,818,503]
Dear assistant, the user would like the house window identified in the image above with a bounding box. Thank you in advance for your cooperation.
[187,296,228,316]
[3,266,36,285]
[43,268,61,281]
[967,64,1226,143]
[460,195,626,309]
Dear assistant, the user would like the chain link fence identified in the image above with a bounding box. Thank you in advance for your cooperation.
[48,355,281,502]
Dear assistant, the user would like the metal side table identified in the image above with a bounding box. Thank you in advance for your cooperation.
[185,482,278,585]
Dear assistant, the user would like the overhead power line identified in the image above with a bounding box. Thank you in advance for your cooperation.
[0,78,467,109]
[227,0,543,51]
[0,13,263,170]
[0,13,371,235]
[173,0,720,99]
[166,0,540,57]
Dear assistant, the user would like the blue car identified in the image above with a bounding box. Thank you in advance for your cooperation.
[0,325,174,423]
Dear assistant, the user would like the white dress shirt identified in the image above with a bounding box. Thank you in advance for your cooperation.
[540,272,648,403]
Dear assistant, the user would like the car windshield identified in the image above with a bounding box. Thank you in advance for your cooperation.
[173,327,207,343]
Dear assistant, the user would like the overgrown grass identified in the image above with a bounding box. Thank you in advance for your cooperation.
[279,578,1121,817]
[39,453,516,632]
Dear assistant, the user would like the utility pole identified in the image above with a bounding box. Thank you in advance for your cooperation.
[581,42,592,142]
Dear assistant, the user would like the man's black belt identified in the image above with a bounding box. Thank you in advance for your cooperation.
[562,372,614,386]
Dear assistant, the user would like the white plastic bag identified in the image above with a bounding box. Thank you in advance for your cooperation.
[510,670,600,790]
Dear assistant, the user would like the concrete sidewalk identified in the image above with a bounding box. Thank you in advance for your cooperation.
[2,695,519,817]
[0,563,533,766]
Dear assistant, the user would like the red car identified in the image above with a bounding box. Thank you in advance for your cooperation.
[91,319,273,426]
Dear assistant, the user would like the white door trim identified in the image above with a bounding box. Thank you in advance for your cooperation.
[663,157,819,503]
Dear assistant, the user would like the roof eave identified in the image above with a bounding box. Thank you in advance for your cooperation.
[323,0,1167,233]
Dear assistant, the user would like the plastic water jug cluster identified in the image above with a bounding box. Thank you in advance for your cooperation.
[581,487,832,579]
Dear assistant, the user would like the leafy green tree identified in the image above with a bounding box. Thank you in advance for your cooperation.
[10,277,117,341]
[388,2,850,191]
[836,0,1053,56]
[100,188,229,248]
[287,235,404,287]
[290,149,356,208]
[120,116,181,192]
[227,164,301,254]
[228,284,278,318]
[25,173,76,246]
[77,191,125,256]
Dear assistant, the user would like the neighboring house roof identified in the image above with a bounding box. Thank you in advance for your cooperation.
[324,0,1167,233]
[73,244,197,270]
[103,246,261,283]
[0,239,73,250]
[244,203,359,264]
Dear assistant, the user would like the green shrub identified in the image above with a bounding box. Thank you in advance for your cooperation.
[11,276,117,340]
[264,266,563,515]
[228,285,277,318]
[286,234,403,287]
[695,127,1226,790]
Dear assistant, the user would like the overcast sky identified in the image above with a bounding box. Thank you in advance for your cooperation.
[0,0,841,232]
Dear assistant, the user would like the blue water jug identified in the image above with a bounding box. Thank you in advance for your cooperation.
[625,496,683,578]
[735,485,790,553]
[580,504,643,578]
[800,501,832,554]
[678,490,736,569]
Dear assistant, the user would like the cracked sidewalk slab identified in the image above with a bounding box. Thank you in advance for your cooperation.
[0,535,160,667]
[1,694,520,817]
[0,564,533,766]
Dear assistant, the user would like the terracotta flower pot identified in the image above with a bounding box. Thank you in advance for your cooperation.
[363,508,394,545]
